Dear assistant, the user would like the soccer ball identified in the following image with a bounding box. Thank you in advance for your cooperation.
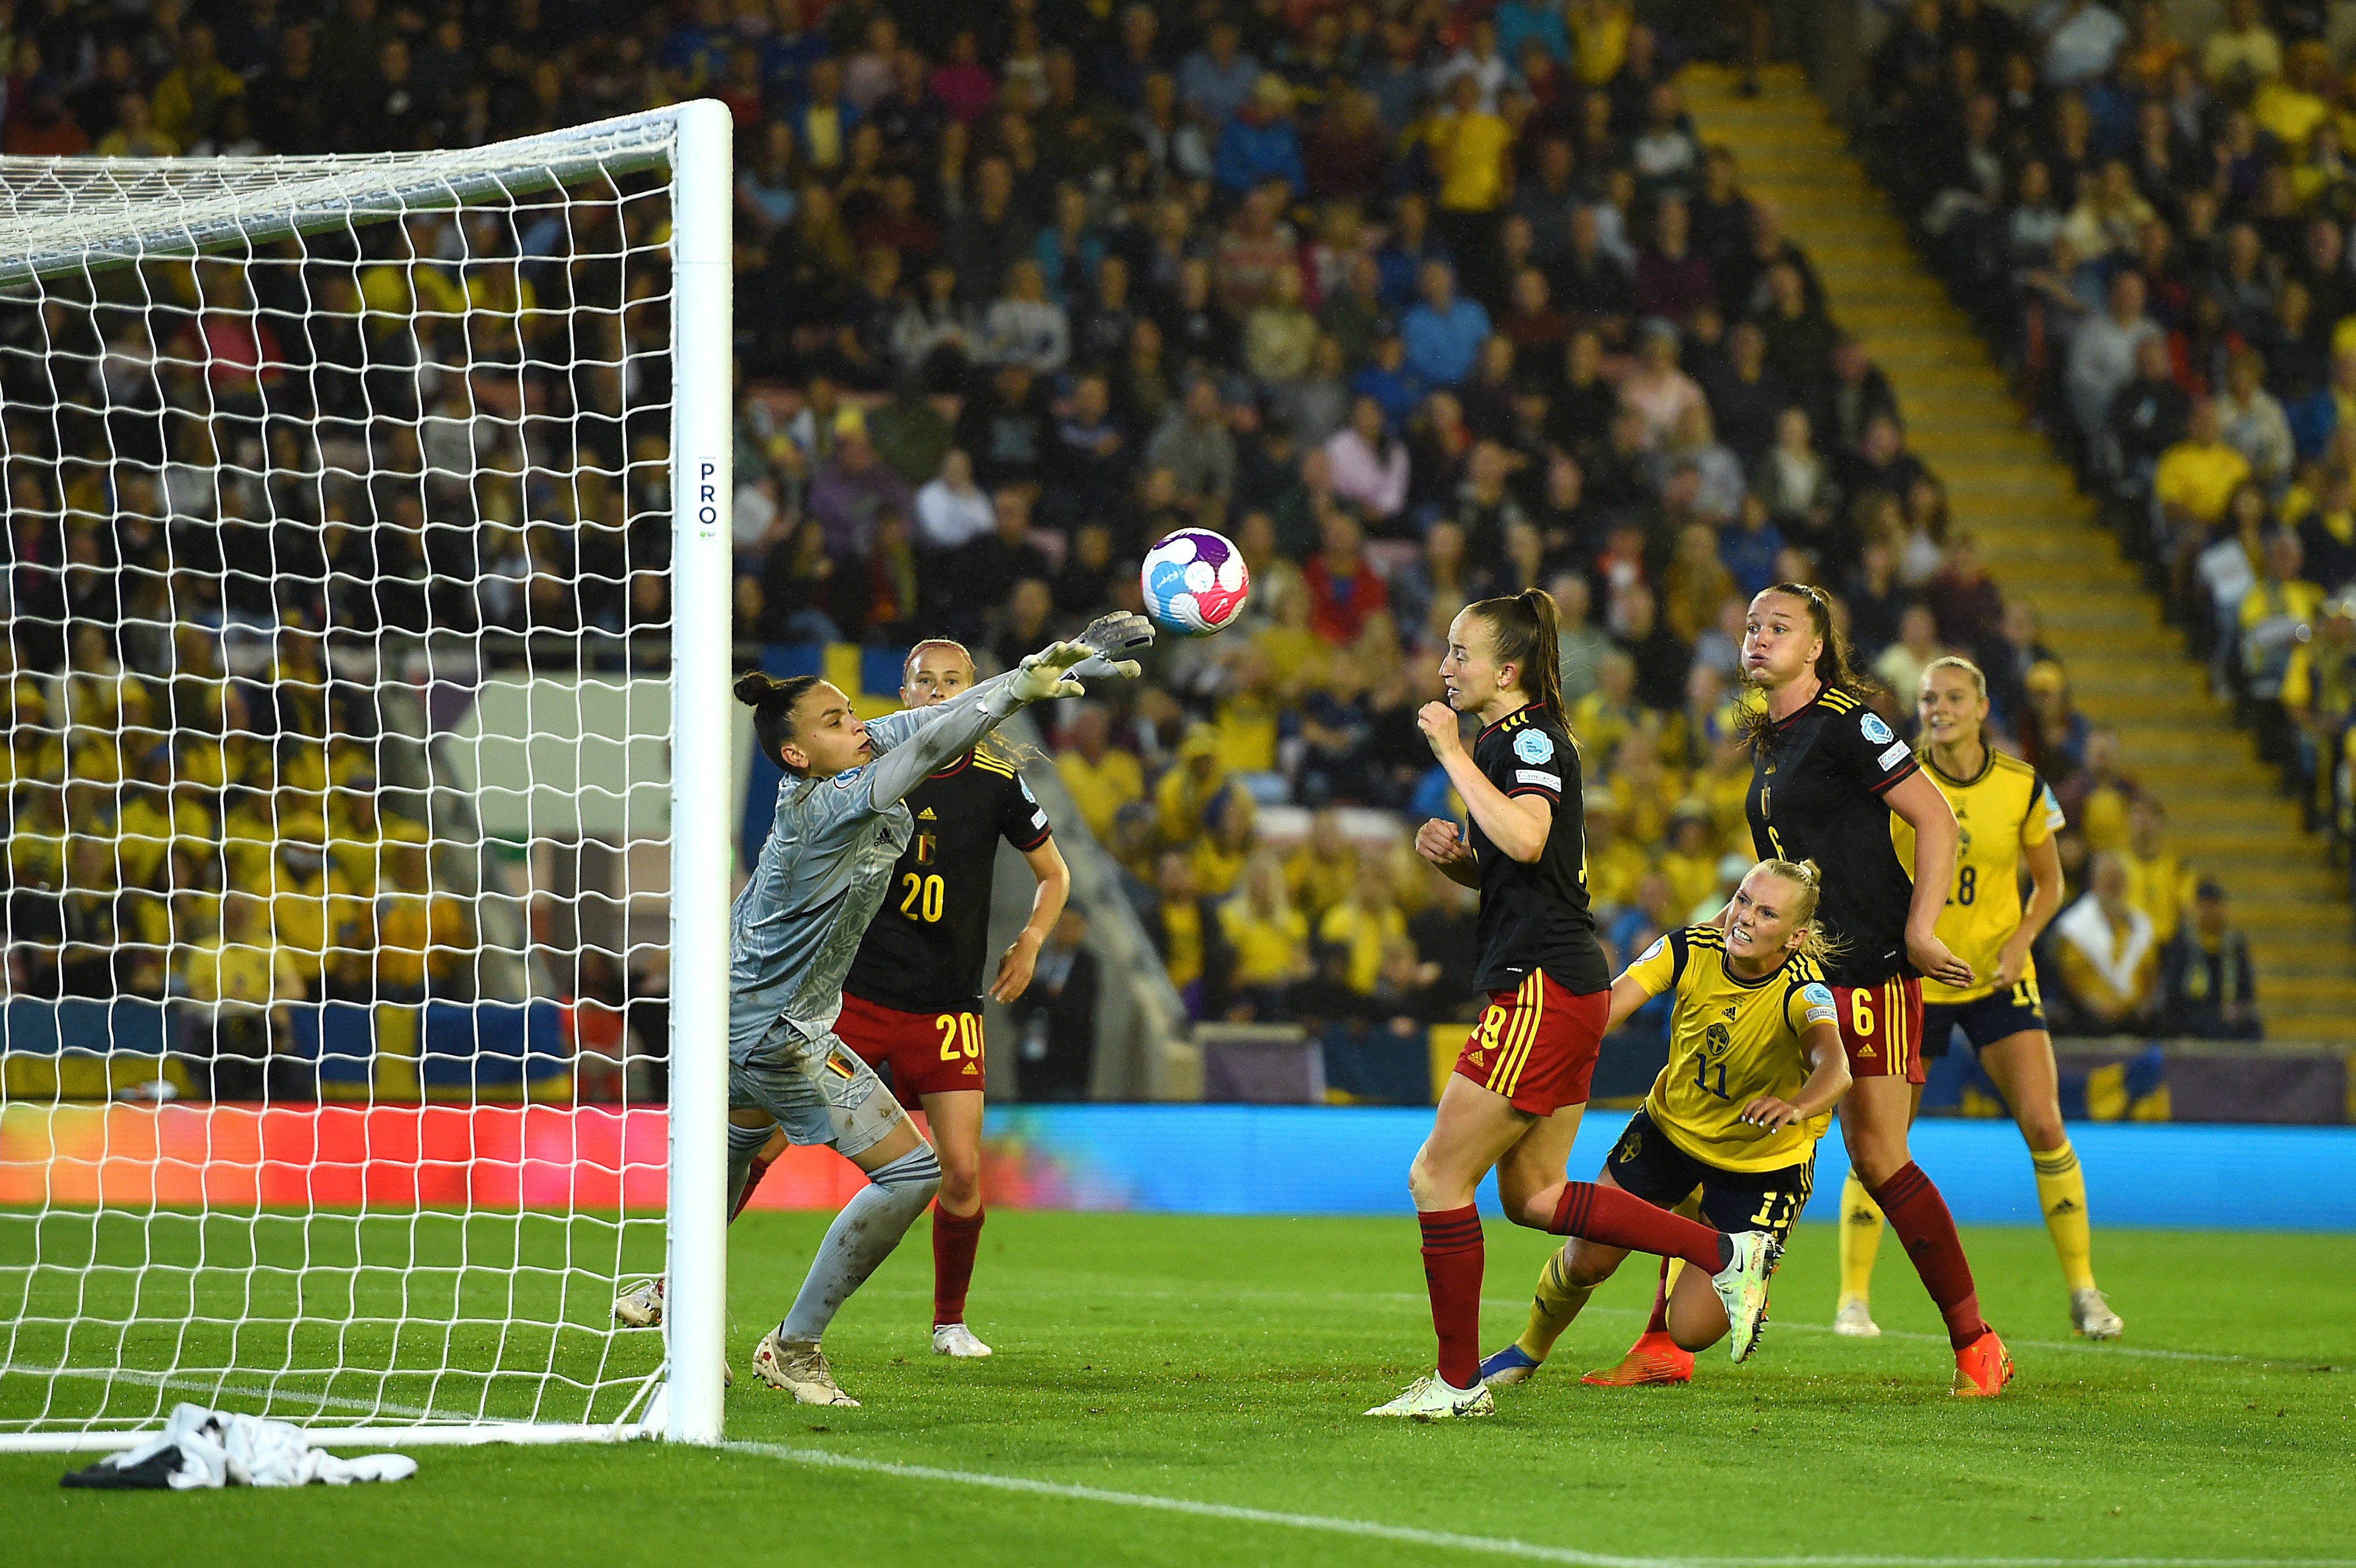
[1141,528,1250,637]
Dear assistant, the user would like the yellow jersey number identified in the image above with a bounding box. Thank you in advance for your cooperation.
[935,1011,984,1064]
[898,871,945,922]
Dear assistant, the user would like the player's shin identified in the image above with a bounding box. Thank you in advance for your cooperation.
[1514,1246,1593,1362]
[2031,1140,2096,1292]
[1838,1169,1886,1310]
[726,1121,775,1216]
[1868,1161,1989,1350]
[779,1144,944,1345]
[1418,1205,1487,1390]
[932,1204,985,1328]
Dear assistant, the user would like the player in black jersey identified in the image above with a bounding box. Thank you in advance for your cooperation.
[612,639,1070,1362]
[1590,583,2015,1396]
[1366,591,1778,1420]
[833,639,1069,1359]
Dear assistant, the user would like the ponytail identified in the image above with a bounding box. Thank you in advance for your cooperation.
[736,670,822,771]
[1466,587,1564,721]
[1755,856,1847,969]
[1737,582,1877,753]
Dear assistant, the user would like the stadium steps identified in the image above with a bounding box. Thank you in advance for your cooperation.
[1684,65,2356,1046]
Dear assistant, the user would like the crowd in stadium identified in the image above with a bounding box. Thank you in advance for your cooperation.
[1862,0,2356,872]
[0,0,2283,1102]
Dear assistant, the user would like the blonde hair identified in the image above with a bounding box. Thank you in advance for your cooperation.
[1919,653,1987,701]
[902,636,1037,767]
[1750,857,1846,968]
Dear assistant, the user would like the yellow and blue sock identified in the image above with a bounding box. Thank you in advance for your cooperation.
[1514,1247,1592,1363]
[2031,1140,2096,1292]
[1838,1169,1884,1309]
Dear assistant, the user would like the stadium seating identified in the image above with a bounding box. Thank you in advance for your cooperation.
[9,0,2350,1116]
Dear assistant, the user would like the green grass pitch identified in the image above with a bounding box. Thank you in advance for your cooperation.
[6,1210,2351,1566]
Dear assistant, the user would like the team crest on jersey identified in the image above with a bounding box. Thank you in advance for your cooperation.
[1704,1023,1732,1058]
[914,833,937,865]
[1860,712,1895,745]
[1615,1125,1643,1163]
[1514,729,1555,764]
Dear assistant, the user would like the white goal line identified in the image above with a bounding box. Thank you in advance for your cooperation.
[723,1441,2349,1568]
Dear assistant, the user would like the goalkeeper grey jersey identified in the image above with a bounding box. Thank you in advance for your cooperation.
[726,676,1021,1059]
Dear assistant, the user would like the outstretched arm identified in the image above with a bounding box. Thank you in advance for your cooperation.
[863,616,1155,811]
[864,612,1156,756]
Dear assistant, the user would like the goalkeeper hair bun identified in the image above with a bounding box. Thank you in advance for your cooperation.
[734,670,787,706]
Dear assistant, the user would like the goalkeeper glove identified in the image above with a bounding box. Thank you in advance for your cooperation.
[1068,611,1155,682]
[1009,641,1096,703]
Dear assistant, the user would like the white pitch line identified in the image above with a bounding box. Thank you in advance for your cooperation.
[724,1440,2351,1568]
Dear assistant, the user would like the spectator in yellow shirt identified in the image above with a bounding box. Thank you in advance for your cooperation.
[178,893,304,1100]
[1284,808,1360,923]
[1579,790,1649,917]
[2252,40,2332,151]
[148,22,243,146]
[1655,803,1723,920]
[1428,73,1513,225]
[1569,0,1634,86]
[1218,851,1311,1012]
[1147,851,1211,1008]
[1190,789,1259,897]
[1316,855,1406,994]
[2119,797,2197,948]
[2154,398,2251,571]
[376,842,472,1002]
[1567,650,1641,763]
[1212,641,1283,774]
[1054,703,1144,841]
[1154,724,1231,846]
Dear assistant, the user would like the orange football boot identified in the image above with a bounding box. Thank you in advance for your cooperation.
[1951,1328,2015,1397]
[1581,1331,1695,1386]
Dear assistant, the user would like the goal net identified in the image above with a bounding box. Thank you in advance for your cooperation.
[0,104,733,1450]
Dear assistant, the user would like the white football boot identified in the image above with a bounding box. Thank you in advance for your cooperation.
[612,1278,664,1328]
[932,1323,993,1358]
[1710,1230,1782,1362]
[2071,1288,2124,1340]
[1363,1374,1495,1419]
[753,1331,859,1406]
[1833,1296,1881,1338]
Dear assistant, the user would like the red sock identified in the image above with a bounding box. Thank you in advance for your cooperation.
[1418,1205,1485,1390]
[1869,1163,1987,1349]
[1644,1256,1673,1336]
[932,1204,985,1327]
[1550,1183,1728,1274]
[727,1156,773,1223]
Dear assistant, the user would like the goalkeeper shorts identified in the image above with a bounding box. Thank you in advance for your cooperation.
[729,1019,903,1160]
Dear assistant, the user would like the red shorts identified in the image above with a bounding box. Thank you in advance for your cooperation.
[1451,970,1609,1116]
[1834,976,1925,1086]
[833,992,988,1111]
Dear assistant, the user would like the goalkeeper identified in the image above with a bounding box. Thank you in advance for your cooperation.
[723,615,1151,1407]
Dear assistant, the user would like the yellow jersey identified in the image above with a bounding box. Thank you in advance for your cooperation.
[1892,747,2064,1005]
[1623,926,1840,1173]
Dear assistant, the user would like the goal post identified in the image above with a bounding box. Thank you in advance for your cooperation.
[0,102,732,1450]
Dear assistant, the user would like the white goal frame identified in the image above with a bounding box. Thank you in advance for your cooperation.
[0,101,732,1451]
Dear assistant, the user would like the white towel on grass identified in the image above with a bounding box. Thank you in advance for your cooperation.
[95,1403,416,1489]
